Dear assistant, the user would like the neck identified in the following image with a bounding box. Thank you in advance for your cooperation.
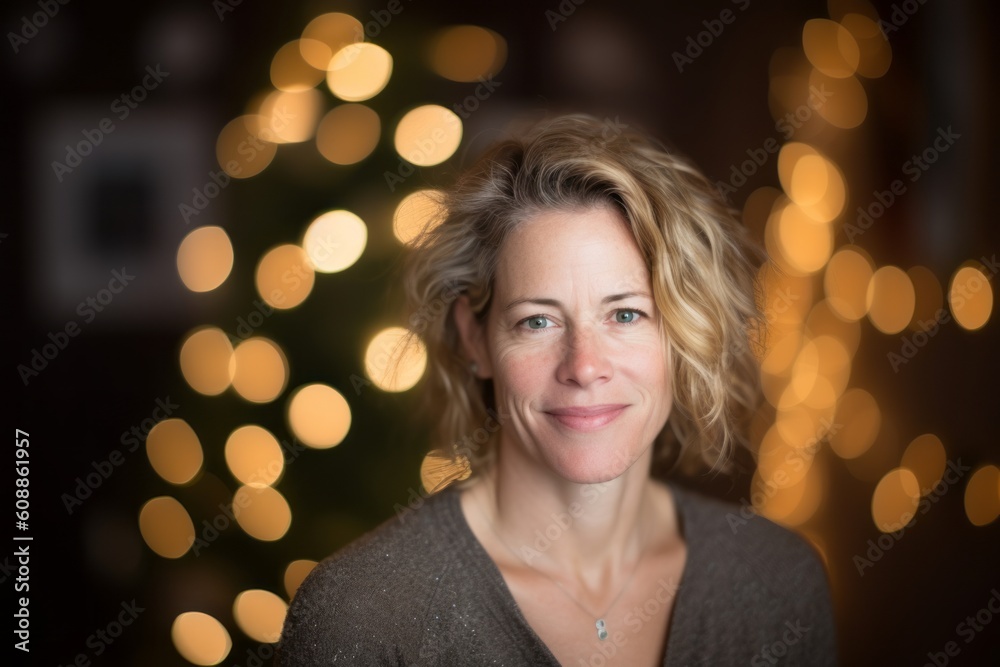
[479,432,658,581]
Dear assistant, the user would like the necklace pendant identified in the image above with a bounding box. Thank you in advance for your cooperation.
[596,619,608,641]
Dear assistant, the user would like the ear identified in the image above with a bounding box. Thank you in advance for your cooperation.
[452,295,493,378]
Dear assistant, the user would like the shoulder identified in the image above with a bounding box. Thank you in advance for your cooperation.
[668,481,829,594]
[276,489,460,666]
[666,481,838,665]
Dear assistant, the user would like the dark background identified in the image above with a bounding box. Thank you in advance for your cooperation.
[5,0,1000,665]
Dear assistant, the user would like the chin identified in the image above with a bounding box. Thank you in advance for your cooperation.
[540,437,645,485]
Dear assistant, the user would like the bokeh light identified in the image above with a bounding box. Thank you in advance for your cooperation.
[901,433,946,496]
[252,89,323,143]
[866,265,915,334]
[871,467,920,532]
[394,105,463,166]
[777,143,846,222]
[233,485,292,541]
[300,13,363,70]
[807,299,861,357]
[802,18,860,78]
[225,425,285,488]
[768,201,834,275]
[841,12,892,78]
[364,327,428,392]
[231,337,289,403]
[907,265,944,329]
[256,244,316,309]
[753,459,824,527]
[315,103,381,165]
[139,496,195,559]
[216,115,278,178]
[172,612,232,666]
[829,388,880,459]
[393,189,446,244]
[302,210,368,273]
[180,327,235,396]
[809,69,868,128]
[147,419,204,485]
[949,265,993,331]
[233,589,288,643]
[284,559,319,599]
[428,25,507,82]
[326,43,393,101]
[825,246,874,321]
[287,383,352,449]
[964,464,1000,527]
[177,226,234,293]
[270,40,325,91]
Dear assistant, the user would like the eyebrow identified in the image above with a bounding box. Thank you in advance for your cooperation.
[503,292,652,311]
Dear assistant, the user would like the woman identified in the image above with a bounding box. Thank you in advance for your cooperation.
[277,115,837,665]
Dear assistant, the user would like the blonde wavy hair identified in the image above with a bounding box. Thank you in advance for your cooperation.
[402,114,764,483]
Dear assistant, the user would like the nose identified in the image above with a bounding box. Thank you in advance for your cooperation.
[556,325,613,387]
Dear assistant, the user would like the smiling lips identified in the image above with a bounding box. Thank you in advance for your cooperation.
[544,404,628,431]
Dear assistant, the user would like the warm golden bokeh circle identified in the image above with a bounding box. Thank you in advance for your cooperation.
[287,383,352,448]
[225,424,285,488]
[233,485,293,541]
[230,337,289,403]
[255,244,316,310]
[139,497,196,559]
[180,327,235,396]
[315,103,381,165]
[146,419,204,485]
[871,468,921,533]
[233,589,289,643]
[364,327,428,392]
[177,226,234,293]
[302,210,368,273]
[394,105,463,166]
[172,612,233,666]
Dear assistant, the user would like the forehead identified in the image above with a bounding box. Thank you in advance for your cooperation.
[494,206,651,296]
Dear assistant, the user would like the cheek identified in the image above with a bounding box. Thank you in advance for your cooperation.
[620,337,671,395]
[491,340,558,400]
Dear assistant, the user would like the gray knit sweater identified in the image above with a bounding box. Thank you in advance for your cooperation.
[277,481,838,666]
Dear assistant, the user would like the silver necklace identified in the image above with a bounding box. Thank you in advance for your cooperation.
[476,482,652,642]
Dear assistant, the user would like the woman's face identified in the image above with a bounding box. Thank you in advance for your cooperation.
[463,206,673,484]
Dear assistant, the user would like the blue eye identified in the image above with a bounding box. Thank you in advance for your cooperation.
[615,309,642,324]
[524,316,549,330]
